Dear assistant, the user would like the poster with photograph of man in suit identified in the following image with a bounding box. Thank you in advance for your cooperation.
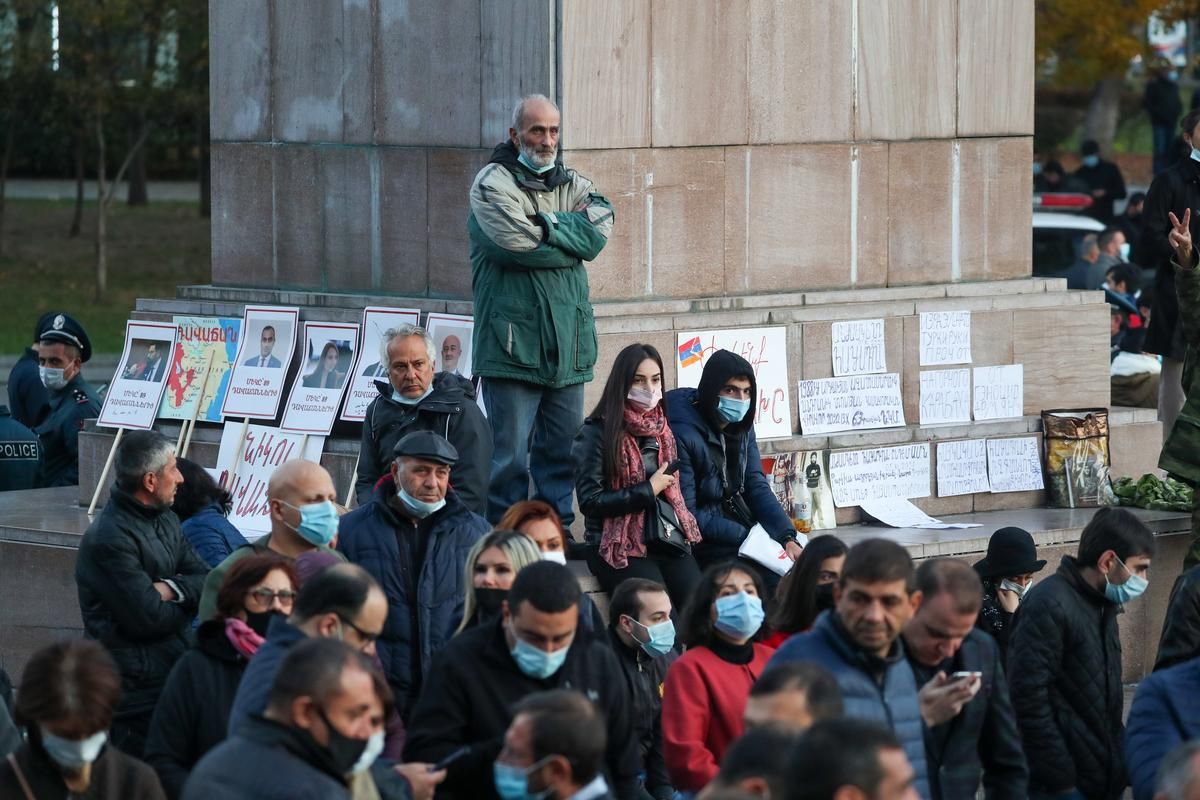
[221,305,299,419]
[341,306,421,421]
[765,450,837,532]
[98,321,178,430]
[426,313,474,379]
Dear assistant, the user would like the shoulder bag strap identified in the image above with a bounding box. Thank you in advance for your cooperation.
[6,753,36,800]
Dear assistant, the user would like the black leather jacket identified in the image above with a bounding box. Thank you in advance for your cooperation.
[1155,564,1200,671]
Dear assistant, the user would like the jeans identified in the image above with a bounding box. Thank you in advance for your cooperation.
[483,377,584,526]
[1153,124,1175,175]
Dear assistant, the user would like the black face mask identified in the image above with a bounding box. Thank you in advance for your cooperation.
[815,582,836,612]
[246,609,283,638]
[317,709,368,777]
[475,588,508,617]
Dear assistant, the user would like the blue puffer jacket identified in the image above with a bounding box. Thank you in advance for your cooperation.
[181,502,249,568]
[767,611,930,800]
[665,384,792,555]
[1126,656,1200,800]
[337,477,489,717]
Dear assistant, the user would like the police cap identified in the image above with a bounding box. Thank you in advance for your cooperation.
[38,313,92,363]
[392,430,458,466]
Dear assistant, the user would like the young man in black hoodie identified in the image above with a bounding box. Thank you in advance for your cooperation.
[665,349,800,594]
[403,561,640,799]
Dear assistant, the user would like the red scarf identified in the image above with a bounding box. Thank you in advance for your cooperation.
[224,617,264,659]
[600,404,702,569]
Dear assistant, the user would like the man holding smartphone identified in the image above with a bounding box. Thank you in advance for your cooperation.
[901,559,1028,800]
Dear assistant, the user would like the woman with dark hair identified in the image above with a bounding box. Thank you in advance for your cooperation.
[0,640,165,799]
[302,342,345,389]
[143,553,297,798]
[572,343,703,610]
[172,457,247,567]
[763,535,848,648]
[661,561,774,793]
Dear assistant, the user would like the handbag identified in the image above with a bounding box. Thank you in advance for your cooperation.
[646,496,692,556]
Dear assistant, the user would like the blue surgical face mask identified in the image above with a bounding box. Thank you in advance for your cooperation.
[1032,162,1042,176]
[1104,556,1148,604]
[40,729,107,771]
[1169,70,1180,81]
[1082,155,1100,168]
[494,758,552,800]
[280,499,339,546]
[629,617,676,658]
[1191,147,1200,164]
[392,384,433,406]
[39,366,68,391]
[517,149,556,175]
[398,486,447,518]
[714,592,765,640]
[1119,242,1131,261]
[717,396,751,424]
[509,626,571,679]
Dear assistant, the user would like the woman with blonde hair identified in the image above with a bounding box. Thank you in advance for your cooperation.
[456,530,542,633]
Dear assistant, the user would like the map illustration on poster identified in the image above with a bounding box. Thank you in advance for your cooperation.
[157,316,242,422]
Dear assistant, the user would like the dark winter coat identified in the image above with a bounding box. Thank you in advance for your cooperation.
[906,629,1028,800]
[1141,155,1200,360]
[0,741,166,800]
[6,347,48,428]
[1143,75,1183,127]
[355,373,492,514]
[226,616,307,738]
[975,579,1016,665]
[665,381,792,560]
[1153,564,1200,670]
[180,502,249,568]
[1008,556,1126,799]
[144,619,249,799]
[337,478,489,717]
[1073,160,1127,224]
[403,618,640,800]
[1125,656,1200,800]
[75,488,209,720]
[1159,251,1200,485]
[607,627,677,798]
[768,611,930,800]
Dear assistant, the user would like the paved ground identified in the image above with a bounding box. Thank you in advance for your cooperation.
[5,179,199,203]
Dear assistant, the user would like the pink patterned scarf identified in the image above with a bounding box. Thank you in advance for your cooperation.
[225,617,264,659]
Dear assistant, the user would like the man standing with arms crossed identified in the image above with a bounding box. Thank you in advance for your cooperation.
[468,94,614,525]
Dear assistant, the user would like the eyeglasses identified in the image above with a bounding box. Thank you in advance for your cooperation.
[247,588,297,606]
[337,615,380,647]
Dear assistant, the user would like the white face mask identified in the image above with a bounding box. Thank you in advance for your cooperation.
[39,366,68,391]
[541,549,567,565]
[999,578,1032,600]
[350,730,385,774]
[1119,242,1131,261]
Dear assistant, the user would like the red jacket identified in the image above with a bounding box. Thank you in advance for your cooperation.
[662,642,775,791]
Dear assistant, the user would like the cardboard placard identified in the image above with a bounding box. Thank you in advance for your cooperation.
[221,306,300,419]
[936,439,991,497]
[828,443,931,507]
[676,327,792,440]
[986,437,1045,493]
[919,368,971,426]
[919,310,972,366]
[831,319,886,376]
[797,374,905,435]
[98,321,178,430]
[341,306,421,421]
[426,313,475,379]
[157,316,242,422]
[281,322,360,435]
[973,364,1024,421]
[215,423,325,538]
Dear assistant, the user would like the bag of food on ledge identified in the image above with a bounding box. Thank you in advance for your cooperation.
[1042,408,1117,508]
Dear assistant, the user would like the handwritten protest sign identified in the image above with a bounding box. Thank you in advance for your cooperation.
[158,316,241,422]
[341,306,421,421]
[919,368,971,426]
[973,364,1024,420]
[797,374,905,435]
[919,311,972,366]
[936,439,991,497]
[677,327,791,440]
[426,313,475,379]
[98,321,178,430]
[986,437,1044,493]
[221,306,300,419]
[828,443,931,507]
[215,423,325,538]
[281,322,360,434]
[831,319,886,376]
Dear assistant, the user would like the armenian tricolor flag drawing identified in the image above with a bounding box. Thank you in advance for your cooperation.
[678,336,703,368]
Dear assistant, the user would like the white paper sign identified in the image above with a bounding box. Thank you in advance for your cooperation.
[986,437,1044,493]
[831,319,886,376]
[860,497,982,529]
[221,306,300,419]
[98,321,179,430]
[919,368,971,426]
[281,322,360,435]
[797,374,905,435]
[828,443,931,507]
[341,306,421,422]
[426,313,475,380]
[936,439,991,497]
[920,311,972,366]
[215,423,326,538]
[973,365,1024,420]
[676,328,792,440]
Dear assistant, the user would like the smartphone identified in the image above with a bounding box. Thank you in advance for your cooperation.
[950,671,982,682]
[664,460,681,475]
[431,746,470,772]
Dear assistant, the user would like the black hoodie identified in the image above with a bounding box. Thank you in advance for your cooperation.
[694,350,759,436]
[487,140,571,191]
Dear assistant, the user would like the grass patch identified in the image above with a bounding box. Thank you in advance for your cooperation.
[0,199,210,355]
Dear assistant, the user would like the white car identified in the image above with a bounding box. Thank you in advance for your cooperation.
[1032,211,1105,279]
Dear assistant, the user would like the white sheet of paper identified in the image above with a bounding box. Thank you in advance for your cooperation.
[973,364,1024,420]
[919,368,971,426]
[831,319,886,376]
[986,437,1045,493]
[676,327,792,440]
[828,443,931,507]
[860,497,982,529]
[215,424,326,538]
[936,439,991,497]
[920,310,972,366]
[797,373,905,435]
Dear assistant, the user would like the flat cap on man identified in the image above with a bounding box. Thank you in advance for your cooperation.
[38,313,92,363]
[393,430,459,465]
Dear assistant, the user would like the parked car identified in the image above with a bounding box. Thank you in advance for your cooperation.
[1032,211,1105,280]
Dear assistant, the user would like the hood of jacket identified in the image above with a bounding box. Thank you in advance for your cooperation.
[372,370,477,411]
[821,610,906,676]
[488,139,571,191]
[694,350,758,434]
[196,617,246,665]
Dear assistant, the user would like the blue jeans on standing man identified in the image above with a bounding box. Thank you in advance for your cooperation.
[483,377,584,526]
[1153,124,1175,175]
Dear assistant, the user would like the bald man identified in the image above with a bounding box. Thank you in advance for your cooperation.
[198,460,346,620]
[441,335,463,376]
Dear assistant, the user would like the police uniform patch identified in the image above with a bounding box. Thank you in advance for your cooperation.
[74,389,91,404]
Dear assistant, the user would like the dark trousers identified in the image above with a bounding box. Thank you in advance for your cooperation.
[586,548,702,613]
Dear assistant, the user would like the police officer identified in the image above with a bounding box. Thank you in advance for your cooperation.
[34,314,101,488]
[6,312,55,429]
[0,405,39,491]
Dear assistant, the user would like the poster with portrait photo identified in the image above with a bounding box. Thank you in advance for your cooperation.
[281,322,359,434]
[98,321,178,430]
[221,305,299,419]
[426,313,474,379]
[340,306,421,421]
[766,450,837,531]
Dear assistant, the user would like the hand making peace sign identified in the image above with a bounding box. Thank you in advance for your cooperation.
[1169,208,1195,267]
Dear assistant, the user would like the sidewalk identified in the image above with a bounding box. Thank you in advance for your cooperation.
[5,179,199,203]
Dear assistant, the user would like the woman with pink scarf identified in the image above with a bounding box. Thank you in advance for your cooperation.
[572,343,703,610]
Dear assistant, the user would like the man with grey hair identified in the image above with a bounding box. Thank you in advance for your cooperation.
[469,93,614,525]
[1154,743,1200,800]
[355,322,491,512]
[75,429,209,757]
